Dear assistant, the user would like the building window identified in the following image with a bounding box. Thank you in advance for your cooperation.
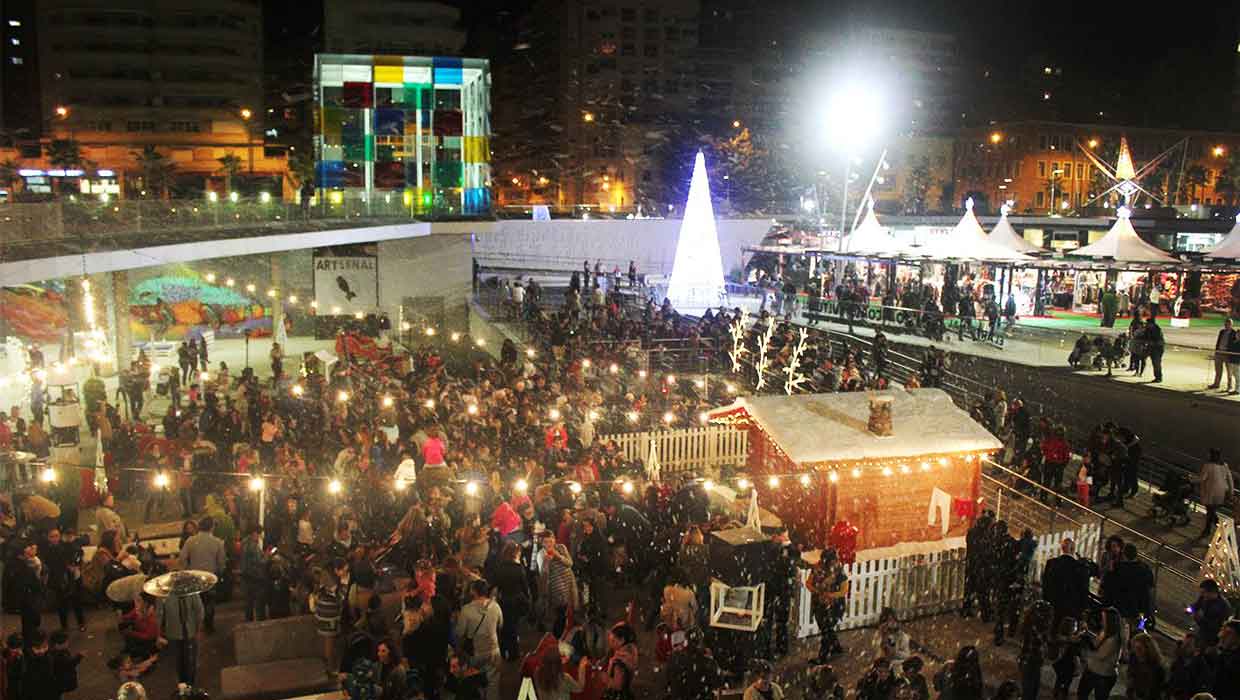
[168,120,200,132]
[1035,191,1045,206]
[1039,134,1048,150]
[126,120,155,132]
[1051,162,1059,175]
[1037,161,1046,177]
[1076,163,1084,180]
[10,57,22,65]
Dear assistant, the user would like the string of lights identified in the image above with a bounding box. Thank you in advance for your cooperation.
[27,451,999,503]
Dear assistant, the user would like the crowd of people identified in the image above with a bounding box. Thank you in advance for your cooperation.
[1,265,1238,700]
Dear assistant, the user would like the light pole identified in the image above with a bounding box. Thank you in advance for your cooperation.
[240,107,254,175]
[1049,168,1064,215]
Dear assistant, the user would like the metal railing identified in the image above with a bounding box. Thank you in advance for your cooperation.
[981,459,1203,634]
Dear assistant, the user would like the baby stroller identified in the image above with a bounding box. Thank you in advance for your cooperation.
[1149,472,1192,527]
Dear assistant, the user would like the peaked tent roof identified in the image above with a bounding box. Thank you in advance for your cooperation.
[923,198,1031,262]
[1205,213,1240,259]
[987,207,1043,254]
[839,198,904,256]
[1114,137,1137,182]
[1071,207,1178,263]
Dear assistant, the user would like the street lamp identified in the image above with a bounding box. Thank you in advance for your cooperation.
[1213,146,1226,158]
[821,81,884,275]
[54,106,69,119]
[990,132,1002,144]
[1049,168,1064,215]
[240,107,255,173]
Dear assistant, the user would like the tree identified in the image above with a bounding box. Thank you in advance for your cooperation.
[0,158,21,198]
[1180,165,1207,204]
[285,149,316,193]
[1215,154,1240,206]
[132,145,176,199]
[46,139,83,195]
[901,157,932,214]
[217,154,243,195]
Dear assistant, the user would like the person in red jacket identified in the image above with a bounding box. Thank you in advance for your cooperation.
[545,421,569,462]
[1040,428,1071,494]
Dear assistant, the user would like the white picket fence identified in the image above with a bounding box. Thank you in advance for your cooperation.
[795,521,1102,636]
[599,426,748,474]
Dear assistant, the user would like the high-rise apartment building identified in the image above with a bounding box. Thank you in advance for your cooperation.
[32,1,281,197]
[1,0,39,147]
[493,0,811,214]
[323,0,465,57]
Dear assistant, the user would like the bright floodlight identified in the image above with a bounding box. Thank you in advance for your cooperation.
[823,82,883,154]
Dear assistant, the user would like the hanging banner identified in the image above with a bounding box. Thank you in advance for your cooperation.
[313,244,379,315]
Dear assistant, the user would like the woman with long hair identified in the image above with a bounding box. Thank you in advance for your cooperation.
[602,622,638,700]
[533,643,587,700]
[1077,608,1124,700]
[1126,632,1166,700]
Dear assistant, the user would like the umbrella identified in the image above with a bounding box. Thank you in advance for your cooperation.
[143,570,218,598]
[106,573,148,603]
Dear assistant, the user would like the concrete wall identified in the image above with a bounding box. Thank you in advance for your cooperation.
[376,233,472,332]
[468,218,773,277]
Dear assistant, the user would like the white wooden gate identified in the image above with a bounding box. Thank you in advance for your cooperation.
[599,426,748,474]
[795,521,1102,637]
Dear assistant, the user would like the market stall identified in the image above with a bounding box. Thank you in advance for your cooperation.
[707,389,1001,550]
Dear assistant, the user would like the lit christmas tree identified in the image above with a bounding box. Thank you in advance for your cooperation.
[667,151,728,313]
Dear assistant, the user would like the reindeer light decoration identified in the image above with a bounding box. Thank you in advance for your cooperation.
[783,327,810,395]
[728,308,750,373]
[753,318,777,391]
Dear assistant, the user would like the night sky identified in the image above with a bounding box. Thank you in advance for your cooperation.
[266,0,1240,130]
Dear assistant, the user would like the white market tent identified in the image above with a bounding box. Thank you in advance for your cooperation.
[987,206,1043,255]
[1205,213,1240,259]
[923,198,1031,262]
[839,198,905,256]
[708,389,1001,463]
[1071,206,1178,264]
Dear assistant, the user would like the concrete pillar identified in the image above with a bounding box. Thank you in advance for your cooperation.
[270,254,285,340]
[111,270,132,370]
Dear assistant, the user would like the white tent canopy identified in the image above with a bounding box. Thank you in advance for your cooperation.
[1205,213,1240,259]
[988,205,1043,254]
[839,198,904,256]
[924,198,1031,262]
[1072,207,1178,263]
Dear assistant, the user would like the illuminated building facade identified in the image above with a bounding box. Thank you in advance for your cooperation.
[313,53,491,215]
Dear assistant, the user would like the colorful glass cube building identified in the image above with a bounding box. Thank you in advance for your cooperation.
[313,54,492,215]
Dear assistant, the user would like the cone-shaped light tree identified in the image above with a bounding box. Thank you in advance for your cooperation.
[667,151,727,313]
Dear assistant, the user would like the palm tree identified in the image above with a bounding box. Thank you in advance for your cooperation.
[1215,155,1240,206]
[132,145,176,199]
[0,158,21,199]
[46,139,83,195]
[284,149,316,191]
[217,154,243,196]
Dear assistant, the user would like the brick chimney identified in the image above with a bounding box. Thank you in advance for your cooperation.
[868,394,893,437]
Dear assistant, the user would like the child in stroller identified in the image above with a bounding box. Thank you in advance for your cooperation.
[1149,471,1192,526]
